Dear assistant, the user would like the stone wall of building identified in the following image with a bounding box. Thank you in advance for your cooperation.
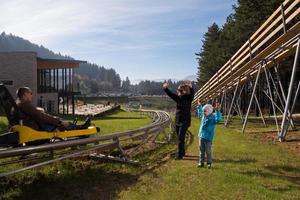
[0,52,38,106]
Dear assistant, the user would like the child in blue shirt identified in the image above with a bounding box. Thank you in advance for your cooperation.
[197,101,222,168]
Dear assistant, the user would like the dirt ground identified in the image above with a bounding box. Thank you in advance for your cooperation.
[255,130,300,155]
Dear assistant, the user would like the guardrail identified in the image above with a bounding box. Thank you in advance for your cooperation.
[0,110,171,177]
[193,0,299,141]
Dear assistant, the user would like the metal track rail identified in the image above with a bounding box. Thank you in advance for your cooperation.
[0,110,171,177]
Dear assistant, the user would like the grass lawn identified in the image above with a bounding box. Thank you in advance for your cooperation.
[92,110,152,135]
[119,117,300,200]
[0,112,299,200]
[0,110,153,200]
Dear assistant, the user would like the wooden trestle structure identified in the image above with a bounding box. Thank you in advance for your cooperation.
[193,0,300,141]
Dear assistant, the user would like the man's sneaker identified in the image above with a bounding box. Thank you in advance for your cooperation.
[80,117,91,129]
[207,163,212,169]
[72,117,78,125]
[96,127,101,132]
[198,163,204,168]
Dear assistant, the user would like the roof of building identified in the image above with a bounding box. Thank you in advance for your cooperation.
[37,57,86,69]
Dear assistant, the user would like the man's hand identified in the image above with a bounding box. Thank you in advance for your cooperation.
[61,120,70,128]
[184,80,192,88]
[197,99,202,105]
[163,81,169,89]
[36,107,45,112]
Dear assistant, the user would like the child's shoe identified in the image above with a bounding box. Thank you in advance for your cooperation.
[198,163,204,168]
[207,163,212,169]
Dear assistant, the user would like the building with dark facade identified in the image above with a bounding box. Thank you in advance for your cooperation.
[0,51,84,115]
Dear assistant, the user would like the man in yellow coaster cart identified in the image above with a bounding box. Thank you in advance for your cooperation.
[0,84,99,146]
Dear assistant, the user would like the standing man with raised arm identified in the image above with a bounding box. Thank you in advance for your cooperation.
[163,80,194,159]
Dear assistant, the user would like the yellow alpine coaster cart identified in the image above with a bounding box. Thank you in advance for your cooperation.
[0,83,99,146]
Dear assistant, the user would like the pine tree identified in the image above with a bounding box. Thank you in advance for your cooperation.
[121,77,131,92]
[196,0,283,89]
[196,23,222,87]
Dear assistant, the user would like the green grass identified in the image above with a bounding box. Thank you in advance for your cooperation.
[0,116,8,131]
[118,118,300,200]
[0,110,154,200]
[93,110,152,135]
[0,113,300,200]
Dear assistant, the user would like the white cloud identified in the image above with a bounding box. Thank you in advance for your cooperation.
[0,0,235,79]
[0,0,232,46]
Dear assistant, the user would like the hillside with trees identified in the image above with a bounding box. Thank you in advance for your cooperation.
[0,32,196,95]
[0,32,121,93]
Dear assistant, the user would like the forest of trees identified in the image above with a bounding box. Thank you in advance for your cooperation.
[0,32,72,60]
[130,80,198,96]
[0,32,195,95]
[73,63,121,93]
[196,0,284,87]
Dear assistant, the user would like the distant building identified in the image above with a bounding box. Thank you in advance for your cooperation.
[0,51,85,115]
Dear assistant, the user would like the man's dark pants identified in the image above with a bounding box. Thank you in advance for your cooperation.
[175,123,188,158]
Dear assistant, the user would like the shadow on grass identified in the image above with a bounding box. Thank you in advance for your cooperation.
[240,164,300,190]
[176,157,257,163]
[1,142,176,200]
[2,166,139,200]
[177,154,198,161]
[184,155,198,158]
[266,164,300,172]
[1,130,177,200]
[214,158,257,164]
[265,164,300,184]
[286,138,300,142]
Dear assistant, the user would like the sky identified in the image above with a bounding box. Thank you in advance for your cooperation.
[1,0,236,82]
